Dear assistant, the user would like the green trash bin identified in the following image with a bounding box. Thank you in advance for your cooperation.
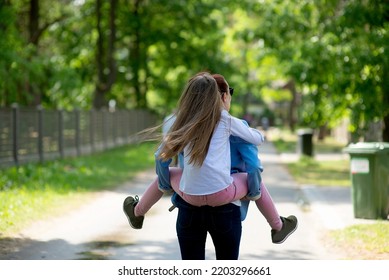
[343,142,389,219]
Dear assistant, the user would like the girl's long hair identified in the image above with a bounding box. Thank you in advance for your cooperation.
[159,72,222,166]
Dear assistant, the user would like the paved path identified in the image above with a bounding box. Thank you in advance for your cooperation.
[1,141,362,260]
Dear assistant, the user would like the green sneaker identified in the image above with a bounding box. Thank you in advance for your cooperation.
[271,215,298,244]
[123,195,144,229]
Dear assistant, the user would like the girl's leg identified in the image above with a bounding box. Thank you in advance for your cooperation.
[134,177,164,217]
[228,174,282,230]
[204,173,283,231]
[256,181,298,244]
[169,168,211,207]
[201,173,249,207]
[254,181,283,231]
[134,167,184,216]
[167,169,246,208]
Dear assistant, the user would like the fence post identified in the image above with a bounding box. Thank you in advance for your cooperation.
[75,109,81,156]
[58,109,64,159]
[102,109,108,150]
[112,111,117,145]
[89,109,95,153]
[37,105,44,163]
[124,110,129,143]
[12,103,19,166]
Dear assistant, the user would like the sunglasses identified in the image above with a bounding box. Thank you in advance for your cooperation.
[220,87,234,96]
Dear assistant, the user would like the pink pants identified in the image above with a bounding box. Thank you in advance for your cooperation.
[135,167,282,230]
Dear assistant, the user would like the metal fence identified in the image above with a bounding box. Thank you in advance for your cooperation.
[0,105,158,168]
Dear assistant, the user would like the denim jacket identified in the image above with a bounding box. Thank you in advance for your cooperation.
[229,134,263,199]
[154,144,172,192]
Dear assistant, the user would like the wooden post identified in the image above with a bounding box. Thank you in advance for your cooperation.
[58,109,64,158]
[37,105,44,163]
[11,103,19,166]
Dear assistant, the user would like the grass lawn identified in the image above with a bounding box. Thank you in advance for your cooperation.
[0,141,157,235]
[286,157,351,187]
[328,222,389,259]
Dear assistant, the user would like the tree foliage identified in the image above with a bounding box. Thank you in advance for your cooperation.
[0,0,388,140]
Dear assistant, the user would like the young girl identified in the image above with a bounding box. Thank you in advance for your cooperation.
[124,72,297,244]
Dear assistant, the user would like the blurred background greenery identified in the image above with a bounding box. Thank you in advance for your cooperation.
[1,0,388,259]
[1,0,388,142]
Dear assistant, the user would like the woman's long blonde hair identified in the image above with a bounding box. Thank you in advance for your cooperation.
[159,72,223,166]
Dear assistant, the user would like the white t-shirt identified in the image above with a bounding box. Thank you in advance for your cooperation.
[162,114,176,136]
[180,110,264,195]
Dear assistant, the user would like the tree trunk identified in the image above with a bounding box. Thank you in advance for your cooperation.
[130,0,143,108]
[107,0,117,88]
[317,125,327,141]
[382,55,389,142]
[93,0,105,109]
[282,79,299,132]
[93,0,117,109]
[29,0,39,45]
[27,0,41,106]
[383,115,389,142]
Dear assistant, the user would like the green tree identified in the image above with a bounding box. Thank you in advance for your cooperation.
[237,0,388,141]
[1,0,387,142]
[332,0,389,141]
[114,0,229,112]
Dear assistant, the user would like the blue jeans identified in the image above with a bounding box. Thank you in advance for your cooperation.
[172,194,242,260]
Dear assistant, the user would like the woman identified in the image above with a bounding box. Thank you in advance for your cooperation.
[123,72,297,259]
